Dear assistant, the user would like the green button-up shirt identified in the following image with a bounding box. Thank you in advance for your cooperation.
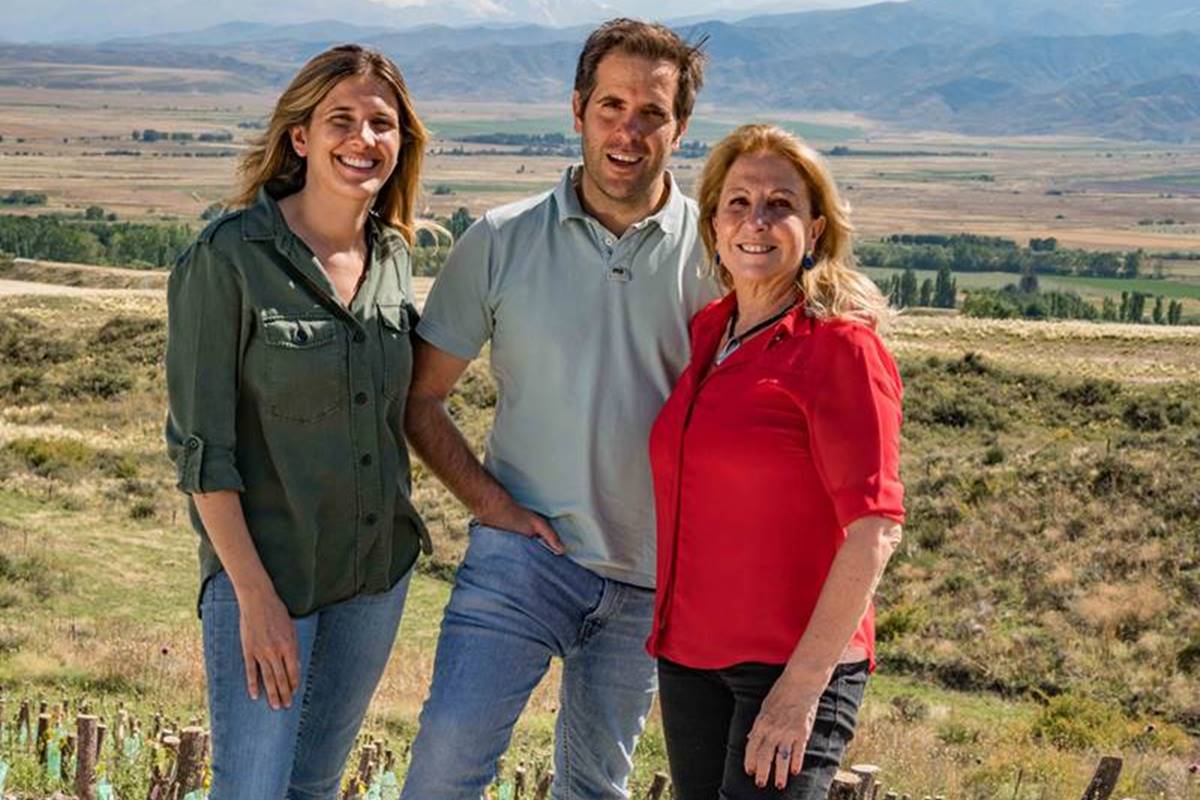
[165,188,430,617]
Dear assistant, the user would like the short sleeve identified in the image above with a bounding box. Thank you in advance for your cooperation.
[164,241,246,494]
[805,323,905,528]
[415,217,495,360]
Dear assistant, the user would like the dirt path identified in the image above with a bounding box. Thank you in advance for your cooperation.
[0,278,163,297]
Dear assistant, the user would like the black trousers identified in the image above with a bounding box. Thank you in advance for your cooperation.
[658,658,869,800]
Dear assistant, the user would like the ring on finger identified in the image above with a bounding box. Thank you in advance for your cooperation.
[777,746,791,760]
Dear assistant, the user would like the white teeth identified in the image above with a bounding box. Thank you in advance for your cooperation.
[338,155,376,169]
[738,244,774,254]
[608,153,641,164]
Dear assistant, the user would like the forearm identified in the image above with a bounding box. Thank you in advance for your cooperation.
[782,516,903,686]
[404,395,513,518]
[192,491,276,602]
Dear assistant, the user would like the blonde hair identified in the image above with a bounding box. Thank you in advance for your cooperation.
[697,124,892,329]
[230,44,429,246]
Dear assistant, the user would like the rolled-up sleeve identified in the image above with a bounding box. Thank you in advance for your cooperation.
[806,324,905,528]
[415,217,495,360]
[165,241,245,494]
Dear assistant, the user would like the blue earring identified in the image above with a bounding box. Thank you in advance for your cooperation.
[714,252,722,267]
[802,252,816,270]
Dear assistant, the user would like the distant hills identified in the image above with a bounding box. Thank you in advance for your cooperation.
[2,0,1199,142]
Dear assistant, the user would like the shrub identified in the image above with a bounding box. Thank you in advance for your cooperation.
[5,436,95,478]
[1122,399,1166,431]
[1032,694,1122,750]
[982,444,1005,465]
[1059,378,1119,408]
[876,602,926,642]
[61,362,135,399]
[889,693,930,723]
[0,314,78,366]
[1089,456,1145,497]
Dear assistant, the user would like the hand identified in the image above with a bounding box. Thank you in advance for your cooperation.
[476,494,565,555]
[236,585,300,710]
[744,668,827,789]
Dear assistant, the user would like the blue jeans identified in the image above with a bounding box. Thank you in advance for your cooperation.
[401,523,658,800]
[201,568,412,800]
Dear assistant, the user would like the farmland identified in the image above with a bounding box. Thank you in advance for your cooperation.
[1,75,1199,799]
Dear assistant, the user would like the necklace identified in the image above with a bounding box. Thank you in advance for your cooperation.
[714,299,797,366]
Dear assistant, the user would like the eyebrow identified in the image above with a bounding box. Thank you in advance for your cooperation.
[324,104,397,117]
[724,185,800,196]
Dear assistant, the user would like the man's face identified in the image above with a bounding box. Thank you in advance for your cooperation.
[573,51,686,208]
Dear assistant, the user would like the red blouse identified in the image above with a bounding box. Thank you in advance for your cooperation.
[647,294,905,670]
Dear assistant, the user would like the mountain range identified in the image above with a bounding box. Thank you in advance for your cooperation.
[2,0,1199,142]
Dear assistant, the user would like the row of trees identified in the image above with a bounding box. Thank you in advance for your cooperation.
[877,265,958,309]
[133,130,234,143]
[961,282,1187,324]
[860,234,1152,279]
[0,214,193,268]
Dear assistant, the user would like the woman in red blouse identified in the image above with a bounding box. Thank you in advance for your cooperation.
[648,124,905,799]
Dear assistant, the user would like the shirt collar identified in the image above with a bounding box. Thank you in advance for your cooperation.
[553,165,685,236]
[240,185,403,257]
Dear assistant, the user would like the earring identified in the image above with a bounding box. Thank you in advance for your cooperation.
[714,252,722,267]
[802,251,816,270]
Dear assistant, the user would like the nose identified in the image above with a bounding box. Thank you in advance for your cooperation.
[353,119,377,145]
[749,200,770,229]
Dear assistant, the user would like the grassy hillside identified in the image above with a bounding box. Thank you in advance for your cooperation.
[0,291,1198,798]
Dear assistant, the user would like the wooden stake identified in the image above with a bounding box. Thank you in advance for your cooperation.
[36,712,50,764]
[75,714,99,800]
[647,772,670,800]
[514,765,528,799]
[62,731,77,780]
[830,772,863,800]
[172,727,206,798]
[851,765,882,800]
[533,771,553,800]
[1080,757,1123,800]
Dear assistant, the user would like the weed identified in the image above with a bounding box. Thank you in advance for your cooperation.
[5,437,96,478]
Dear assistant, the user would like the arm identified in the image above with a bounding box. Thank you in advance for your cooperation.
[165,241,298,709]
[191,491,300,709]
[744,515,902,787]
[745,324,906,787]
[405,338,563,552]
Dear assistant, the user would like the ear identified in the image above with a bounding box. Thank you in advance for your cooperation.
[809,215,827,249]
[672,116,689,150]
[571,91,584,135]
[289,124,309,158]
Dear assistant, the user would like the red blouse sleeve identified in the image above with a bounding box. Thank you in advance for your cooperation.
[805,322,905,528]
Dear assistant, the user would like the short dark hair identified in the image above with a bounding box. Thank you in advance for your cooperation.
[574,18,708,128]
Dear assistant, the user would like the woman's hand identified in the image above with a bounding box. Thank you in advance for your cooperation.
[744,668,827,789]
[236,584,301,710]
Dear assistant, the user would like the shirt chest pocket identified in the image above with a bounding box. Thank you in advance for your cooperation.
[378,302,413,401]
[260,312,345,423]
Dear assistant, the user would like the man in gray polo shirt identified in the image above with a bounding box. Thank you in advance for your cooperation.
[402,19,716,799]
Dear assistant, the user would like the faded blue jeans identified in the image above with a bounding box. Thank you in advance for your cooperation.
[401,523,658,800]
[201,568,412,800]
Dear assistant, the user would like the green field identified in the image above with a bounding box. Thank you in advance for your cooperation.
[425,114,861,145]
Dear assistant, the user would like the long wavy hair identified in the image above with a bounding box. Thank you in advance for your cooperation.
[230,44,429,246]
[698,124,892,329]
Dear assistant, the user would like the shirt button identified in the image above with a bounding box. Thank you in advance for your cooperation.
[364,512,378,526]
[605,236,614,246]
[360,453,372,466]
[353,330,366,344]
[355,392,368,405]
[187,437,200,450]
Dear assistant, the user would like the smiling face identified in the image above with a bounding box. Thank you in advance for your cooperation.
[713,150,827,293]
[288,73,403,204]
[573,50,685,214]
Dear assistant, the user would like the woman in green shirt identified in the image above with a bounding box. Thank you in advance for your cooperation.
[165,45,431,798]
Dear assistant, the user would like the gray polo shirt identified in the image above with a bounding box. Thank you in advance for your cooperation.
[418,166,720,587]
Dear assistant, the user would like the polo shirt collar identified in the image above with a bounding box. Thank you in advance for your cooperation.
[553,165,685,236]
